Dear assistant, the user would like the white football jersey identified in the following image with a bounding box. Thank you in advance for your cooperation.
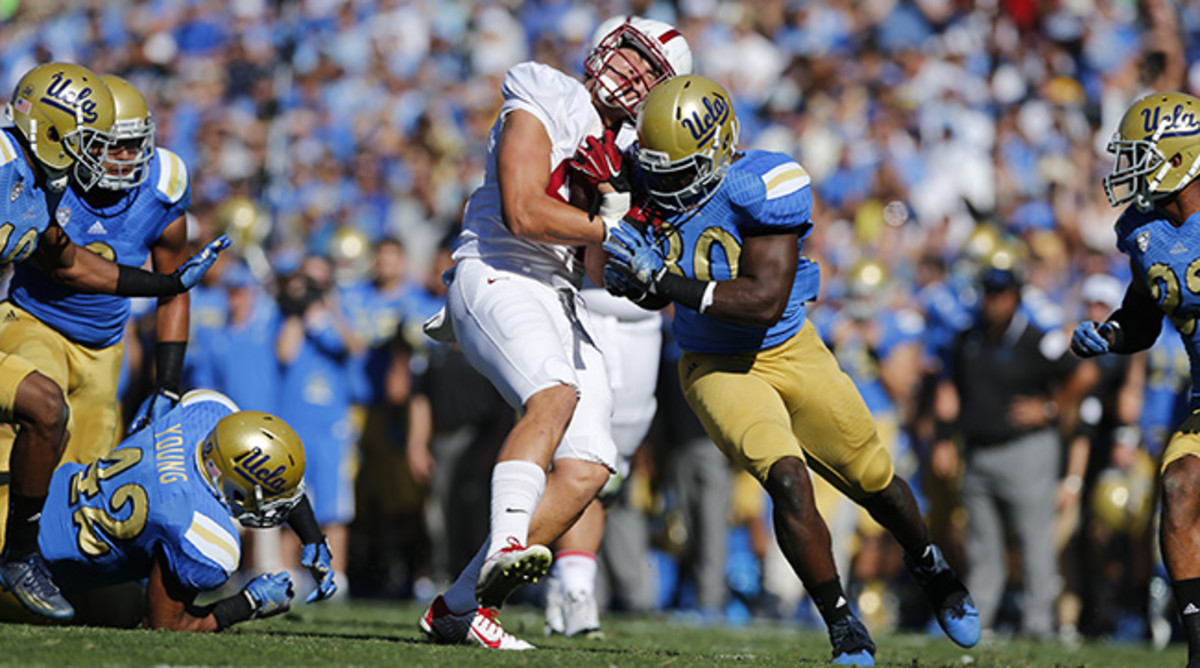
[454,61,603,286]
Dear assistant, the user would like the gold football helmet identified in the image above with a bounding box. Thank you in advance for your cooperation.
[636,75,739,212]
[91,74,154,191]
[1104,91,1200,209]
[6,62,115,191]
[199,410,307,528]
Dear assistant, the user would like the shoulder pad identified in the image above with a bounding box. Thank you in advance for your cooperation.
[153,148,190,204]
[181,510,240,578]
[728,152,813,230]
[0,131,19,166]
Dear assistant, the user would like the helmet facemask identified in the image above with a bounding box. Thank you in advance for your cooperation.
[89,118,155,190]
[639,128,737,213]
[585,23,677,119]
[65,121,119,192]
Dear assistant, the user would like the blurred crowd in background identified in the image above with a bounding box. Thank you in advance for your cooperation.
[3,0,1200,649]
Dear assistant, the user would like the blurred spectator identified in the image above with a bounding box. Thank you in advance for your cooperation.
[933,261,1096,638]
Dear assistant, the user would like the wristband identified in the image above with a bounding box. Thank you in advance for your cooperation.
[654,272,710,312]
[211,590,255,630]
[155,342,187,394]
[1061,474,1083,495]
[698,281,717,314]
[287,496,324,545]
[115,265,185,297]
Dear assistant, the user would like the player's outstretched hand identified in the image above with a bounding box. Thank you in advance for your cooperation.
[173,235,231,291]
[571,128,630,192]
[1070,321,1114,358]
[300,539,338,603]
[244,571,294,619]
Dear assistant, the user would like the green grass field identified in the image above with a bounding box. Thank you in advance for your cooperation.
[0,600,1184,666]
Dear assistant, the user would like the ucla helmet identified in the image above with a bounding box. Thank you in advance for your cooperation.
[90,74,155,191]
[636,75,739,212]
[585,16,692,119]
[199,410,307,528]
[1104,91,1200,210]
[6,62,115,191]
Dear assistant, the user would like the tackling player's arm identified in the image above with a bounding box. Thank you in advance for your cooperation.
[497,110,609,245]
[700,231,799,327]
[30,223,226,297]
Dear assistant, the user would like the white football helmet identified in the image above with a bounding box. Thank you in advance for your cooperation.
[585,16,692,119]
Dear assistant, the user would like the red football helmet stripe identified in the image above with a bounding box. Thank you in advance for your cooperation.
[658,28,680,44]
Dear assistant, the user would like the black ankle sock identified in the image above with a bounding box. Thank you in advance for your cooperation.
[1176,578,1200,661]
[4,493,45,559]
[811,577,852,626]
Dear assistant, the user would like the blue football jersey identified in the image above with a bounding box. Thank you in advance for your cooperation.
[0,127,52,263]
[9,147,190,347]
[655,150,820,354]
[1114,205,1200,409]
[40,398,240,594]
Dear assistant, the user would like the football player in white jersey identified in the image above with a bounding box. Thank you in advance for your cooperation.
[541,16,687,640]
[420,16,689,649]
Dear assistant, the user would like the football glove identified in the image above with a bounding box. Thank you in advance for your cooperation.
[173,235,231,291]
[300,539,338,603]
[243,571,294,619]
[127,386,181,435]
[1070,320,1115,358]
[570,128,631,192]
[603,218,666,299]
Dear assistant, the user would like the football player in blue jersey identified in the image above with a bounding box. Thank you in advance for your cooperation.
[603,75,979,666]
[0,389,337,630]
[1070,91,1200,668]
[0,62,226,622]
[1,72,199,470]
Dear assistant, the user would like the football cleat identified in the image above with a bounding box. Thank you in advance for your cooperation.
[475,539,552,609]
[828,615,876,666]
[544,574,565,636]
[905,544,981,648]
[420,595,534,650]
[0,552,74,620]
[561,589,604,639]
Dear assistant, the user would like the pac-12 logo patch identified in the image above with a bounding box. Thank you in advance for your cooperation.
[55,206,71,226]
[9,181,22,202]
[1137,231,1150,253]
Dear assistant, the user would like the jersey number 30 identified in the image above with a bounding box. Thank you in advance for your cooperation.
[68,448,149,557]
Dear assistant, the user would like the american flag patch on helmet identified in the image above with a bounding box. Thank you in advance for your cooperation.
[13,98,31,114]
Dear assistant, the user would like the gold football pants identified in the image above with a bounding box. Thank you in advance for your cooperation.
[679,320,894,500]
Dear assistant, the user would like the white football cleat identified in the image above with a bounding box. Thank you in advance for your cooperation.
[420,595,535,650]
[475,540,552,608]
[544,573,566,636]
[562,589,604,639]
